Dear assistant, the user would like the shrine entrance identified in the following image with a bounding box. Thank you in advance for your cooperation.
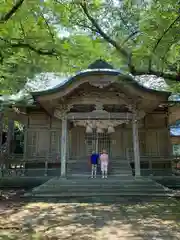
[85,130,111,156]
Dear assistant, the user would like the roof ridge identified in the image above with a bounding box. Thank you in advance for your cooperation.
[88,59,114,69]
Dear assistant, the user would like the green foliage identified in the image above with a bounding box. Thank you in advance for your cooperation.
[0,0,63,94]
[49,0,180,80]
[0,0,180,94]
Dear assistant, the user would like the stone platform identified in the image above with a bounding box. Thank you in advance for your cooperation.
[24,175,173,198]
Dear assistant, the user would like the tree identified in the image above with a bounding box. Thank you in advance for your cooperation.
[0,0,180,94]
[0,0,66,94]
[50,0,180,80]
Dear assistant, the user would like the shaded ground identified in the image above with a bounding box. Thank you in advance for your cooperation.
[0,190,180,239]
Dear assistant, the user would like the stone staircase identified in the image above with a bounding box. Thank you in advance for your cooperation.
[110,159,132,176]
[25,176,173,198]
[67,158,132,176]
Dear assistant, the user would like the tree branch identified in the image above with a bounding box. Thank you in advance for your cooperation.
[79,2,130,60]
[118,11,138,45]
[161,42,177,71]
[0,37,61,56]
[148,15,180,71]
[0,0,25,23]
[78,22,97,32]
[12,43,59,56]
[39,11,55,43]
[121,31,139,46]
[19,21,33,61]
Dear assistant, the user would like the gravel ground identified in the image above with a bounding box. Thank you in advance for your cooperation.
[0,190,180,239]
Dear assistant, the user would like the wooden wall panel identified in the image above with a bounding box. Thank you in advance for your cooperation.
[110,126,124,157]
[139,130,146,155]
[145,130,169,156]
[26,130,37,158]
[70,127,86,158]
[146,130,158,156]
[157,130,169,156]
[169,106,180,125]
[50,130,61,160]
[145,113,166,128]
[26,130,50,158]
[51,117,61,129]
[26,112,62,159]
[122,129,133,157]
[29,112,50,127]
[36,130,49,157]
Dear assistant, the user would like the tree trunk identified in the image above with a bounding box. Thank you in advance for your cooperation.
[0,112,3,146]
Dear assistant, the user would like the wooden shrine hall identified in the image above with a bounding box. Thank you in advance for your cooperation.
[0,60,179,178]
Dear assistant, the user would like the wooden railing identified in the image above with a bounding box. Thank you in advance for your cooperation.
[0,152,62,177]
[0,151,179,177]
[129,155,179,176]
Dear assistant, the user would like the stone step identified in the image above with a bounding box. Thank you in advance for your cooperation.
[67,168,132,172]
[67,165,131,169]
[110,168,132,171]
[68,162,130,166]
[32,182,167,191]
[33,190,167,196]
[33,186,165,193]
[67,166,131,170]
[67,170,132,174]
[68,164,131,167]
[41,178,156,183]
[32,178,164,190]
[48,176,144,181]
[25,192,171,198]
[68,160,130,163]
[68,173,133,177]
[67,171,133,175]
[68,162,130,165]
[68,173,134,178]
[34,180,162,188]
[111,171,132,175]
[26,176,172,197]
[34,184,155,191]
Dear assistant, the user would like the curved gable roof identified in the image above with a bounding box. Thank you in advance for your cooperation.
[31,60,171,99]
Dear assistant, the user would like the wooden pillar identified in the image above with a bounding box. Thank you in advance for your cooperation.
[61,116,68,177]
[132,111,141,176]
[166,107,172,156]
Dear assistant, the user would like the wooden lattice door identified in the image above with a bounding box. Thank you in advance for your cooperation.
[85,131,110,156]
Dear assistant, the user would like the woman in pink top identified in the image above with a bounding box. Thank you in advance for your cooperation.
[99,149,109,178]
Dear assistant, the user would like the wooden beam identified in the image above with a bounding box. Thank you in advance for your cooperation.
[65,94,130,106]
[67,112,133,120]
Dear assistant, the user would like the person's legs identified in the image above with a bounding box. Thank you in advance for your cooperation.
[91,164,95,178]
[104,163,108,178]
[94,164,97,178]
[101,163,105,178]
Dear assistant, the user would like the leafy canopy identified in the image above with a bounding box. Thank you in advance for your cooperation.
[0,0,180,94]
